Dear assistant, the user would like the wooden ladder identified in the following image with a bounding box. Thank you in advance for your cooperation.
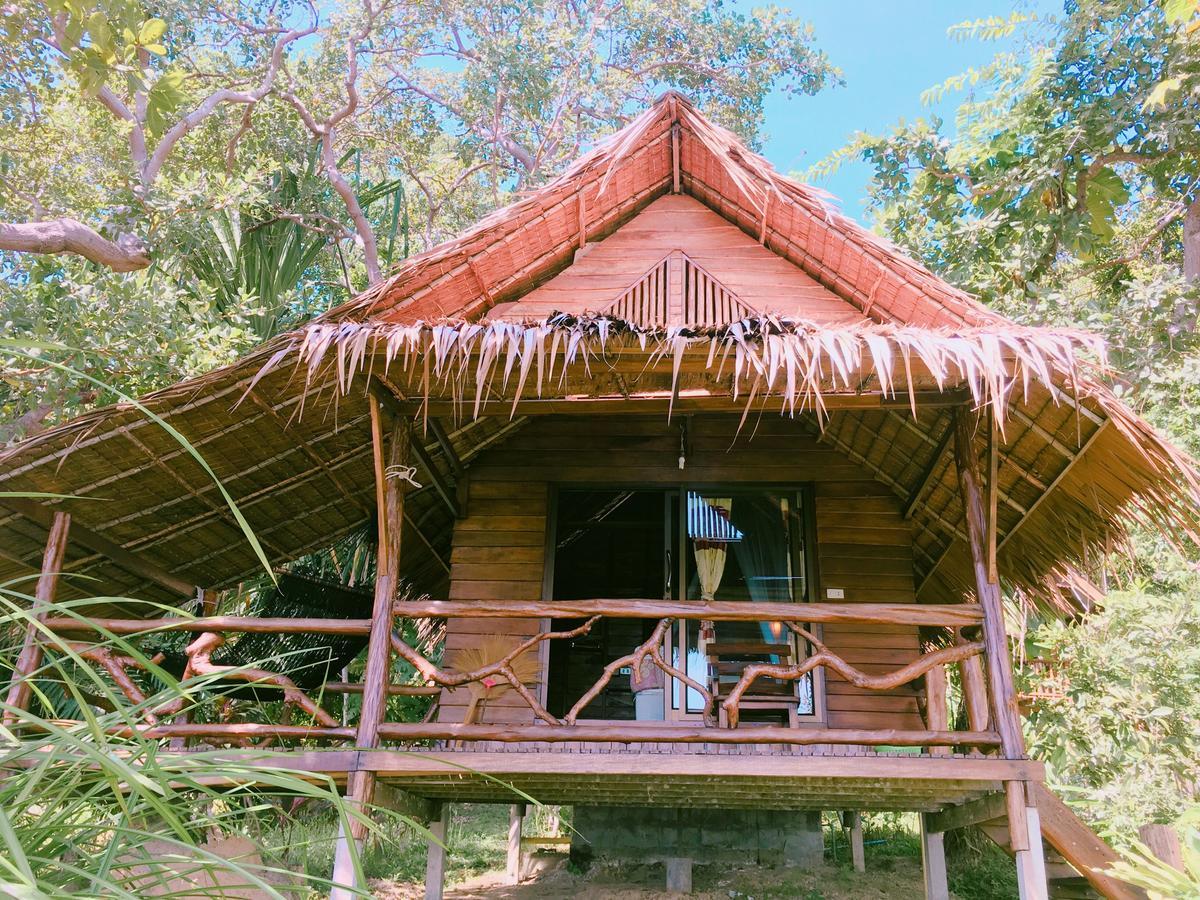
[977,784,1144,900]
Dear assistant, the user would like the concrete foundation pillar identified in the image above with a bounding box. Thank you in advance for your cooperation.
[666,857,692,893]
[783,811,824,868]
[424,803,449,900]
[920,812,949,900]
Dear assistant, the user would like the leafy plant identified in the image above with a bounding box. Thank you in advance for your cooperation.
[1105,809,1200,899]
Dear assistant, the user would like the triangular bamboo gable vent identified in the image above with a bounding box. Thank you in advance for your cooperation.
[599,252,756,326]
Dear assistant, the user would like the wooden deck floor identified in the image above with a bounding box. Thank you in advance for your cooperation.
[189,746,1043,813]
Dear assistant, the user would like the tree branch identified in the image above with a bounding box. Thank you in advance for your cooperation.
[143,19,318,186]
[281,5,385,283]
[0,219,150,271]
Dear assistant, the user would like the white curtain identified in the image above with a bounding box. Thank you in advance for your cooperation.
[693,497,733,642]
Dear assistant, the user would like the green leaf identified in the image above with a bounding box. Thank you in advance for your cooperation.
[1163,0,1199,26]
[1144,76,1183,110]
[146,69,186,137]
[87,11,113,56]
[138,18,167,44]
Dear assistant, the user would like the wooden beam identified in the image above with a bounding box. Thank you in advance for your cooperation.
[41,615,372,635]
[988,414,999,583]
[996,420,1109,555]
[953,407,1025,759]
[392,599,984,628]
[3,511,70,725]
[924,665,950,756]
[428,418,464,478]
[671,122,681,194]
[349,393,410,843]
[1,498,195,598]
[151,747,1043,782]
[926,792,1007,833]
[904,420,955,518]
[389,389,973,419]
[406,425,460,518]
[102,719,1002,748]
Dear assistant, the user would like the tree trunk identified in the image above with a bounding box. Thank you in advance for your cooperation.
[1184,196,1200,282]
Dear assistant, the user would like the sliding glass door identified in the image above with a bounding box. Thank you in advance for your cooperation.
[545,485,816,723]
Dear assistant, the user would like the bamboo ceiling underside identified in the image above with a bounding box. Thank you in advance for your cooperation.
[0,93,1197,614]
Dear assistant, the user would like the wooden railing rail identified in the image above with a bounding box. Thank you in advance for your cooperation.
[31,600,1000,752]
[392,599,984,628]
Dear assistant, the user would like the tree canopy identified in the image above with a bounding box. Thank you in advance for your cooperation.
[0,0,837,437]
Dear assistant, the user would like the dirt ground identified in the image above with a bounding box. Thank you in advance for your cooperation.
[372,854,942,899]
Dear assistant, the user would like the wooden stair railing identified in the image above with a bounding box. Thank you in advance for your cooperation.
[969,784,1144,900]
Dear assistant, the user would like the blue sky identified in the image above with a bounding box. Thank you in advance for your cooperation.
[755,1,1060,222]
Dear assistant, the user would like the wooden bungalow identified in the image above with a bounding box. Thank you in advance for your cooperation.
[2,93,1195,899]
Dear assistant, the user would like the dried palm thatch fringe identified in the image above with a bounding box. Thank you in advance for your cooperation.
[259,312,1105,430]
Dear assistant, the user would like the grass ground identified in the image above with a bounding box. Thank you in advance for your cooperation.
[274,804,1019,899]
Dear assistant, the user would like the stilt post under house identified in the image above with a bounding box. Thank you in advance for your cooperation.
[920,813,948,900]
[845,811,865,872]
[425,802,449,900]
[3,511,70,725]
[507,803,526,884]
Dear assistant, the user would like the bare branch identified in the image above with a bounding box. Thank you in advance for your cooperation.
[0,219,150,272]
[143,20,318,186]
[280,4,385,283]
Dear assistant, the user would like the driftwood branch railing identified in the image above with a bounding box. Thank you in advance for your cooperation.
[28,599,1005,752]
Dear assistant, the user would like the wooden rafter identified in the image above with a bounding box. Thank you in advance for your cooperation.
[428,418,464,478]
[0,497,195,598]
[245,388,371,517]
[904,418,956,520]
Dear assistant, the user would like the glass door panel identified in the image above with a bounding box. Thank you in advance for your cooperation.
[677,490,814,718]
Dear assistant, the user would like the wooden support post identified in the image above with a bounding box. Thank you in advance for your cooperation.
[1016,798,1049,900]
[507,803,526,884]
[958,637,991,734]
[1139,823,1184,872]
[665,857,692,893]
[425,803,449,900]
[3,511,70,726]
[847,811,865,873]
[952,406,1025,759]
[920,813,949,900]
[924,665,950,756]
[334,393,410,897]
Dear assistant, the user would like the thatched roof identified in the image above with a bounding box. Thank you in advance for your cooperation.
[1,92,1197,613]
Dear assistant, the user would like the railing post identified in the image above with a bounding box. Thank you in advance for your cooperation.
[3,511,70,726]
[333,391,409,899]
[957,629,991,734]
[924,664,949,756]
